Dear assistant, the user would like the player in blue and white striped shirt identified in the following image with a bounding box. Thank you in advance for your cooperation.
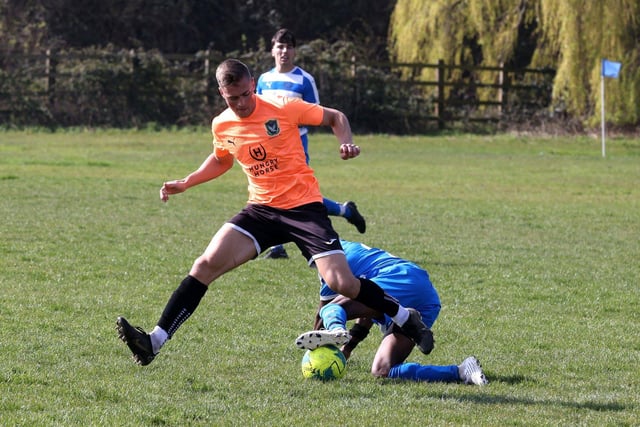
[257,29,366,259]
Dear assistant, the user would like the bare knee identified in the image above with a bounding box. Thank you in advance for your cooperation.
[371,360,391,378]
[190,253,235,284]
[189,255,217,285]
[370,333,413,379]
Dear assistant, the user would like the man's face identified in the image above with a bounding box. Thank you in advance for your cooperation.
[272,41,296,71]
[218,77,256,118]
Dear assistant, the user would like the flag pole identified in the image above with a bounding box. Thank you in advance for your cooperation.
[600,58,622,158]
[601,73,606,158]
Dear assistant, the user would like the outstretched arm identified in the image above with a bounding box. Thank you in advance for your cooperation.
[160,152,234,202]
[320,107,360,160]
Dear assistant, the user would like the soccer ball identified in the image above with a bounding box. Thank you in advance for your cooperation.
[301,345,347,381]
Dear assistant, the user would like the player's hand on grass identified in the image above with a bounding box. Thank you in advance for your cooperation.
[160,180,187,202]
[340,345,352,360]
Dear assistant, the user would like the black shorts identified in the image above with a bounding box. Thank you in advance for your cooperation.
[228,202,344,264]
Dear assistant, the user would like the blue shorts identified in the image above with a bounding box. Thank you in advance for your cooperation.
[320,263,441,328]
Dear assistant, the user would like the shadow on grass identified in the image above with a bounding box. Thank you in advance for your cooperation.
[452,374,630,413]
[491,374,528,385]
[455,393,628,412]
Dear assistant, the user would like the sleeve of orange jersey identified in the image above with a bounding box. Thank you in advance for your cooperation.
[284,98,324,126]
[211,119,231,159]
[213,143,229,158]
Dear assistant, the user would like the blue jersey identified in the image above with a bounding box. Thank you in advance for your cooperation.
[256,66,319,137]
[320,240,441,327]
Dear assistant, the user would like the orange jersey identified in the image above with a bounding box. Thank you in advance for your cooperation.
[212,95,325,209]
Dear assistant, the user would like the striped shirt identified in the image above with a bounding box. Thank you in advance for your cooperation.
[256,66,319,136]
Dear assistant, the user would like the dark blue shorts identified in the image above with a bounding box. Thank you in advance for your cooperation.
[228,202,343,264]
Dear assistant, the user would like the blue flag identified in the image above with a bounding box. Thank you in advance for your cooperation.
[602,59,621,78]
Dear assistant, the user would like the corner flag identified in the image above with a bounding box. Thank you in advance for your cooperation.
[600,59,622,157]
[602,59,621,78]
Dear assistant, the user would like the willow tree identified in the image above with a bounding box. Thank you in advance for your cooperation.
[532,0,640,125]
[389,0,640,125]
[388,0,539,118]
[388,0,470,75]
[0,1,50,53]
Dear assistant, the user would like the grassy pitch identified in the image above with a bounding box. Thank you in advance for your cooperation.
[0,129,638,425]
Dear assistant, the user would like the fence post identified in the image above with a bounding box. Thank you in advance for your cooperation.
[128,49,139,117]
[204,49,211,106]
[435,59,446,130]
[350,55,358,122]
[45,49,57,107]
[498,63,510,118]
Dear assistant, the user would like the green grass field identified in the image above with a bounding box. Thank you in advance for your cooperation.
[1,129,638,426]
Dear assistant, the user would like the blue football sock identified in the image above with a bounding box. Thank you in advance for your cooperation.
[319,303,347,331]
[388,363,460,382]
[323,197,344,217]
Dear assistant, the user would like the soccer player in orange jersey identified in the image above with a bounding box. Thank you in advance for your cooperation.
[257,29,365,259]
[116,59,432,366]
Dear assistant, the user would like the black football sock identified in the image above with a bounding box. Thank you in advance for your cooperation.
[157,275,208,338]
[353,278,400,317]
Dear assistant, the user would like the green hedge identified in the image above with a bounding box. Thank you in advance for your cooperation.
[0,42,553,133]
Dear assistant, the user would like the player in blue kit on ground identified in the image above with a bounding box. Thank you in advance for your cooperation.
[256,28,365,259]
[295,239,488,385]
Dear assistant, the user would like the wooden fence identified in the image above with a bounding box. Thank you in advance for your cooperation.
[0,50,555,131]
[400,59,555,129]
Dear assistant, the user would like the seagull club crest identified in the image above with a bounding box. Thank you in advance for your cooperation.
[264,119,280,137]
